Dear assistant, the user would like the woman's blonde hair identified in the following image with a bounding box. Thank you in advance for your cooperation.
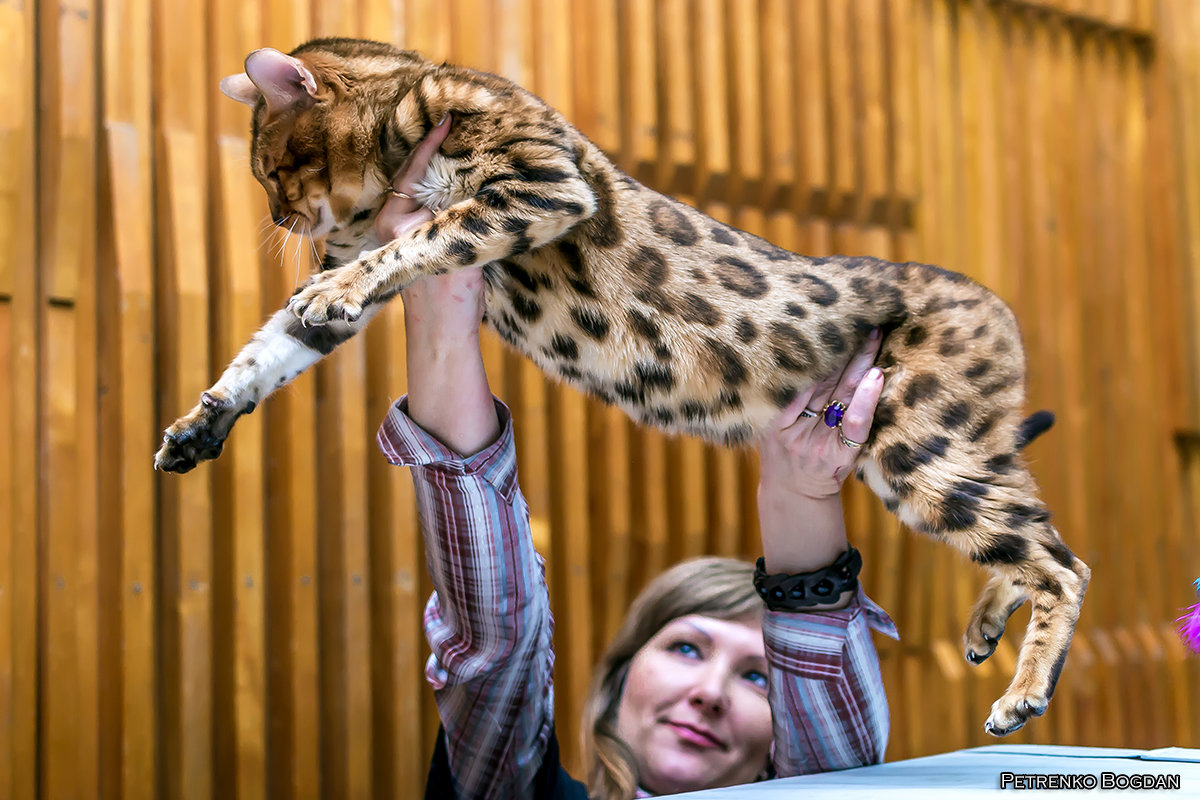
[580,557,762,800]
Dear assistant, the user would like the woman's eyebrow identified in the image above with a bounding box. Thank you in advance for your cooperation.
[677,619,714,644]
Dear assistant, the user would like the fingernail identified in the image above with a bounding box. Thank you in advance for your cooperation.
[437,113,449,126]
[867,367,882,381]
[870,327,881,340]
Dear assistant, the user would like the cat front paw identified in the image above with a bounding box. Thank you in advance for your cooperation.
[153,392,249,473]
[287,267,371,326]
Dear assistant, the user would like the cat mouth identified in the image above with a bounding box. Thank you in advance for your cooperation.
[310,205,335,238]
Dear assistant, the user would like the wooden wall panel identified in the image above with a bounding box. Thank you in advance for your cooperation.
[2,0,39,796]
[1,1,1197,797]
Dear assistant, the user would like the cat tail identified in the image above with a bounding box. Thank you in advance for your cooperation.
[1016,410,1056,450]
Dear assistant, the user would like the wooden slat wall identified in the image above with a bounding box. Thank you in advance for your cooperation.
[2,1,1198,797]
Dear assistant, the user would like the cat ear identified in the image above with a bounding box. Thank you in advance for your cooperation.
[241,48,320,117]
[219,73,260,107]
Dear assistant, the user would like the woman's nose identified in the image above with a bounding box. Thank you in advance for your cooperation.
[687,668,729,715]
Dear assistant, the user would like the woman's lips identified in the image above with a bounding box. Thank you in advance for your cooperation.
[665,721,724,749]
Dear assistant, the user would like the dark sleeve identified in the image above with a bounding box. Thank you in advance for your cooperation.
[426,725,590,800]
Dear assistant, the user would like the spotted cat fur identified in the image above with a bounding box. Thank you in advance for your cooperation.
[154,38,1089,736]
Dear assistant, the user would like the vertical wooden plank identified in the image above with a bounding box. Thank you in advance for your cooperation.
[1145,0,1195,749]
[618,0,657,183]
[1071,29,1112,749]
[315,331,374,800]
[725,0,762,212]
[39,0,100,797]
[693,0,730,206]
[98,0,157,796]
[760,0,795,212]
[99,129,159,800]
[654,0,694,195]
[855,0,889,221]
[794,0,831,213]
[155,0,215,796]
[887,0,919,226]
[1089,32,1130,745]
[1168,0,1200,428]
[571,0,620,153]
[366,301,427,798]
[1117,38,1176,748]
[826,0,856,215]
[0,0,38,796]
[0,305,11,800]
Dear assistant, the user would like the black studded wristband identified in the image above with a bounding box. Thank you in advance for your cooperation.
[754,547,863,611]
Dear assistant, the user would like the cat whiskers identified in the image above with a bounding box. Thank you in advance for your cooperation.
[255,214,280,259]
[285,216,303,289]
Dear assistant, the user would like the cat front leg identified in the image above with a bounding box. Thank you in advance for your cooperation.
[287,171,597,326]
[154,303,382,472]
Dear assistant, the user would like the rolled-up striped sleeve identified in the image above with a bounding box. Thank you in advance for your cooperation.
[764,586,898,777]
[378,396,553,800]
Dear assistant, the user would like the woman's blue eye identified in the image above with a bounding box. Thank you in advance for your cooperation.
[669,641,700,658]
[744,670,768,689]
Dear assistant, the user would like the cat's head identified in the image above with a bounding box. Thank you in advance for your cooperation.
[221,38,431,241]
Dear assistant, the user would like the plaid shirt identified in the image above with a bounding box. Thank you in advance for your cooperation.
[378,397,899,800]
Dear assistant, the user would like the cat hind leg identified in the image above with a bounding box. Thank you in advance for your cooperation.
[963,571,1028,665]
[862,442,1089,735]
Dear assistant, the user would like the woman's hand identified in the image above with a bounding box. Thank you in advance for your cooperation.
[378,114,499,455]
[760,328,884,499]
[757,329,885,581]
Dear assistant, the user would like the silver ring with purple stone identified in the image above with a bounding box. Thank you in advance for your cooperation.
[821,400,848,429]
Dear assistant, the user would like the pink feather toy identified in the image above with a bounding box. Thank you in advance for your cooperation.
[1178,578,1200,654]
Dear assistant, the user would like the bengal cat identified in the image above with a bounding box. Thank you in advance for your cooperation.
[153,38,1089,736]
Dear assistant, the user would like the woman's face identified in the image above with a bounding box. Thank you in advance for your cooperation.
[615,612,773,794]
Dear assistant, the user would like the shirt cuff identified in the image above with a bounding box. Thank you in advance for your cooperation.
[376,394,520,505]
[763,585,899,679]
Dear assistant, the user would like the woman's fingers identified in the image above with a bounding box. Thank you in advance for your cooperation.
[838,367,884,448]
[396,113,452,194]
[375,114,452,241]
[770,381,824,433]
[828,328,882,402]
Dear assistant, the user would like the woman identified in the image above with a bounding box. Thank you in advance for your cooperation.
[376,119,897,799]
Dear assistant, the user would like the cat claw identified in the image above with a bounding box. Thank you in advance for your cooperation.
[985,692,1049,736]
